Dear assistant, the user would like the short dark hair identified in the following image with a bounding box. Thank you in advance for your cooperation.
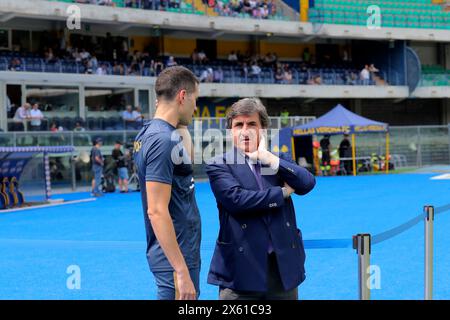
[226,98,269,129]
[155,66,199,101]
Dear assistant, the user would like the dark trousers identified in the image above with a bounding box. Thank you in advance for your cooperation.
[219,253,299,300]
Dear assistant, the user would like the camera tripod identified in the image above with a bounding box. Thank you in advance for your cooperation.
[128,163,140,192]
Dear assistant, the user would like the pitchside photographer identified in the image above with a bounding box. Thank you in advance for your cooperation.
[112,140,130,193]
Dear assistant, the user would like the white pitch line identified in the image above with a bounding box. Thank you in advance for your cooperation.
[1,198,97,213]
[431,173,450,180]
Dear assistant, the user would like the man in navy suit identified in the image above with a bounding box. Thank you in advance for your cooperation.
[206,98,316,300]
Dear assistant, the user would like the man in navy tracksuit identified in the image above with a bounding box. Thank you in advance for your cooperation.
[206,98,316,300]
[134,66,200,300]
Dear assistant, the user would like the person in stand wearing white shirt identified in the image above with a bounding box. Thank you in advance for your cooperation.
[80,48,91,61]
[228,51,238,63]
[13,103,31,131]
[96,63,108,75]
[29,103,44,131]
[360,64,370,85]
[250,62,262,81]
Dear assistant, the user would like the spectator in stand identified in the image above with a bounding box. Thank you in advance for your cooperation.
[148,59,157,76]
[90,55,99,71]
[263,52,277,67]
[84,59,93,74]
[96,63,108,75]
[80,48,91,61]
[213,67,224,83]
[13,103,30,131]
[125,0,140,8]
[369,63,379,79]
[8,58,22,71]
[29,103,44,132]
[74,121,86,132]
[199,67,214,83]
[250,62,261,79]
[122,105,136,129]
[45,48,56,63]
[220,1,232,15]
[98,0,114,5]
[228,51,238,63]
[112,61,125,75]
[72,48,82,63]
[360,64,370,85]
[283,64,293,84]
[166,56,178,67]
[198,50,208,64]
[191,49,199,64]
[170,0,181,9]
[308,75,322,85]
[230,0,243,15]
[275,67,283,84]
[133,106,144,129]
[140,52,154,76]
[154,59,165,74]
[262,4,269,19]
[252,2,261,18]
[346,71,358,85]
[129,50,141,64]
[243,0,252,14]
[50,122,64,132]
[128,62,141,76]
[268,0,276,16]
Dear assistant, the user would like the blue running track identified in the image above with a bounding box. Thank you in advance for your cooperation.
[0,173,449,300]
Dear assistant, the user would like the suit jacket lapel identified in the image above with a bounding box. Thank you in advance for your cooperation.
[226,147,260,191]
[225,148,271,226]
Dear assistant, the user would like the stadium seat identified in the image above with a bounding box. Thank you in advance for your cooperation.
[309,0,450,30]
[87,117,100,130]
[103,117,115,131]
[62,117,75,131]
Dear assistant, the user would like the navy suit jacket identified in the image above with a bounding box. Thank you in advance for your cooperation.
[205,148,316,292]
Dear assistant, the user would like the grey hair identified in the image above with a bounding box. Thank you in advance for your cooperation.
[226,98,269,129]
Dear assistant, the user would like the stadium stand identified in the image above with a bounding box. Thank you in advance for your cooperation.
[0,49,386,86]
[421,64,450,86]
[308,0,450,30]
[49,0,292,21]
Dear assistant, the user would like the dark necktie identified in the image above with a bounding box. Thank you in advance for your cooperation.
[252,163,263,190]
[252,162,274,254]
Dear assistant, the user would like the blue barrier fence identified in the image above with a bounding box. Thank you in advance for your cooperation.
[302,203,450,250]
[300,203,449,300]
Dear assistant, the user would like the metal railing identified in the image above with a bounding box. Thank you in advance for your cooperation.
[2,122,449,168]
[3,116,315,134]
[0,60,392,86]
[1,122,449,189]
